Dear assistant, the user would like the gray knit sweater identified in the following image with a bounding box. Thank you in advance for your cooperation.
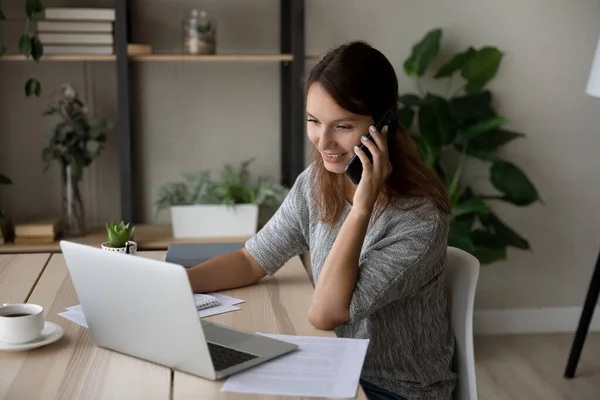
[245,163,457,400]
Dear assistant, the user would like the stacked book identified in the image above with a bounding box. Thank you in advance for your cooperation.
[36,7,116,55]
[13,217,63,244]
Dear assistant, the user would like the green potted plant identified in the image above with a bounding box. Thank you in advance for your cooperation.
[154,158,289,238]
[398,28,541,265]
[42,83,113,237]
[0,0,45,97]
[102,221,137,255]
[0,173,13,243]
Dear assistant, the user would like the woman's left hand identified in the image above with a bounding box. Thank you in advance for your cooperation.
[351,124,393,213]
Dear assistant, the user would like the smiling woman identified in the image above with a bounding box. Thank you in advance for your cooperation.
[185,41,457,400]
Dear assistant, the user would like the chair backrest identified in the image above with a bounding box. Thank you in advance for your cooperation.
[446,246,480,400]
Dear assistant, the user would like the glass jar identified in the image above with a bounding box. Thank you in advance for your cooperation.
[183,9,216,55]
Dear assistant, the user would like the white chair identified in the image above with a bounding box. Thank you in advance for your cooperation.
[446,246,480,400]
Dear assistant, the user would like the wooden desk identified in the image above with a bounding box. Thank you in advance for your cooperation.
[0,252,367,400]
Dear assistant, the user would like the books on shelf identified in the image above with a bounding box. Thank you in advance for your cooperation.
[13,216,62,243]
[37,7,116,55]
[37,21,113,33]
[38,33,114,45]
[42,45,115,55]
[42,7,116,21]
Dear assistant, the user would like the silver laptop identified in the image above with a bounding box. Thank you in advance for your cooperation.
[59,240,298,380]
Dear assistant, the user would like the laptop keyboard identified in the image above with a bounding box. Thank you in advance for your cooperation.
[207,342,259,371]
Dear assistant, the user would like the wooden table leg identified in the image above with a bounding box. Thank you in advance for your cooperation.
[564,248,600,378]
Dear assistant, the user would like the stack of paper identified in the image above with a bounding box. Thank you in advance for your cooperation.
[58,292,245,328]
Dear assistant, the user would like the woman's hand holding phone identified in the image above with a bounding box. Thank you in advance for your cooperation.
[351,124,392,214]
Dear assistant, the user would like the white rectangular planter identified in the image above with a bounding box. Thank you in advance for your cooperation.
[170,204,259,238]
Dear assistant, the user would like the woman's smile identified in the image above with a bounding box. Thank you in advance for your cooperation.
[321,151,348,164]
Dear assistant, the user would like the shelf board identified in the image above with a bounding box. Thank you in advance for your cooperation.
[1,54,116,61]
[130,53,294,62]
[1,53,294,62]
[0,224,250,254]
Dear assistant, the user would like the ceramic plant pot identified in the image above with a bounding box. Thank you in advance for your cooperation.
[101,240,137,255]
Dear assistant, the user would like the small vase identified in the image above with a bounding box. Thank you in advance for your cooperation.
[61,164,85,237]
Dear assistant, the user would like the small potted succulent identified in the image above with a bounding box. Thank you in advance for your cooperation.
[101,221,137,255]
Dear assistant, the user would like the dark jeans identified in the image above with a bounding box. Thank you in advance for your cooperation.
[360,379,407,400]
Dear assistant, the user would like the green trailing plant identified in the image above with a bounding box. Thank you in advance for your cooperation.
[154,158,290,211]
[0,0,45,96]
[399,28,541,265]
[42,84,112,183]
[105,221,136,248]
[0,174,12,227]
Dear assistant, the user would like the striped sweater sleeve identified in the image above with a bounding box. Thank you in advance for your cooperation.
[347,203,449,323]
[244,169,310,275]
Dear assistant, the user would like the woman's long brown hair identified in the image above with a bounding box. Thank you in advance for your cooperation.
[305,41,450,224]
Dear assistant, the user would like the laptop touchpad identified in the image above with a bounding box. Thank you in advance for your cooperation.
[203,324,256,347]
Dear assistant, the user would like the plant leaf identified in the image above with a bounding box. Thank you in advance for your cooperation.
[461,47,504,93]
[398,94,422,107]
[453,211,476,230]
[453,198,491,214]
[403,28,442,77]
[448,220,475,252]
[435,47,477,79]
[469,128,525,152]
[471,229,507,249]
[31,36,43,62]
[455,142,501,162]
[86,140,100,157]
[411,133,437,168]
[0,174,12,184]
[461,116,508,140]
[471,246,507,265]
[25,78,41,97]
[479,212,530,250]
[490,161,540,206]
[398,107,415,131]
[451,90,494,122]
[448,148,467,203]
[25,0,43,19]
[418,94,457,146]
[19,34,31,57]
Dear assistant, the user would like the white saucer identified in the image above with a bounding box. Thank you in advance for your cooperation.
[0,322,64,352]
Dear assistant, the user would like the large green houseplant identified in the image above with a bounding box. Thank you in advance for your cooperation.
[0,0,45,96]
[399,28,541,264]
[154,158,290,238]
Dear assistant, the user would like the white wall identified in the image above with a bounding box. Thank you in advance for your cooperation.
[1,0,600,313]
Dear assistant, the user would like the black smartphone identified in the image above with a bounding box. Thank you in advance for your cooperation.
[344,110,397,185]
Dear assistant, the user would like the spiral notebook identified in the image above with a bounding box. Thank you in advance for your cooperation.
[194,294,220,310]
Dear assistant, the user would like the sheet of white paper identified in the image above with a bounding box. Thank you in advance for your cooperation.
[58,310,88,328]
[221,333,370,399]
[205,292,245,306]
[198,304,240,318]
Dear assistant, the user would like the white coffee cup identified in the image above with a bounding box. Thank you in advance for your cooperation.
[0,303,45,344]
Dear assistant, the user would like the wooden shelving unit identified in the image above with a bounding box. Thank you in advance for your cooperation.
[131,53,294,62]
[0,1,306,251]
[1,54,116,61]
[0,53,296,62]
[0,224,250,254]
